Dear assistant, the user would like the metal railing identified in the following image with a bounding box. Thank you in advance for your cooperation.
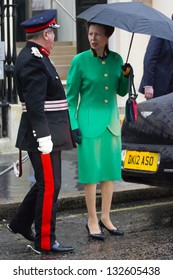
[0,0,17,137]
[51,0,76,22]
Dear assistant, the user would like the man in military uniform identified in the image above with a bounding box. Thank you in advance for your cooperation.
[7,10,74,253]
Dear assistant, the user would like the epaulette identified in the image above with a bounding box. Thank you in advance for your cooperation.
[31,47,43,58]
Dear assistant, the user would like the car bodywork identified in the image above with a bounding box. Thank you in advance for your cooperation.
[121,92,173,187]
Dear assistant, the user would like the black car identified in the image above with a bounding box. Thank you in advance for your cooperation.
[121,92,173,187]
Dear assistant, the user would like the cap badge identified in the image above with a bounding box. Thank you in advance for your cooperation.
[31,47,43,58]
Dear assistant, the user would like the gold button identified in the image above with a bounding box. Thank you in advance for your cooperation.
[104,73,108,77]
[105,86,109,90]
[102,61,106,64]
[104,99,109,104]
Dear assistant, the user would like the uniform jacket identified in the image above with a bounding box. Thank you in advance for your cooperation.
[139,36,173,97]
[66,50,128,138]
[15,41,73,151]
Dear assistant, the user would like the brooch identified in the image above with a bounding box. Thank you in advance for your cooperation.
[31,47,43,58]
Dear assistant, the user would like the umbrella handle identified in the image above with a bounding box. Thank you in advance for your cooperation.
[126,33,134,63]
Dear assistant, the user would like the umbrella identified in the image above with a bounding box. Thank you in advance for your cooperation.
[77,2,173,62]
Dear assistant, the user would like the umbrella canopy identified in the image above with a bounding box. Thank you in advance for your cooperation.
[77,2,173,41]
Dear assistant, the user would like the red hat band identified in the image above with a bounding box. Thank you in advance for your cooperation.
[25,18,56,33]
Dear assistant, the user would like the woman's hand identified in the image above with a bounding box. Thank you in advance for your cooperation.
[72,129,82,144]
[121,63,133,77]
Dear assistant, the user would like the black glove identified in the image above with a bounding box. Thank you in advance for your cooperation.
[121,63,133,77]
[72,129,82,144]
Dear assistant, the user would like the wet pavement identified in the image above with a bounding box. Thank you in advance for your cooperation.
[1,149,173,219]
[0,149,172,205]
[0,149,80,204]
[0,197,173,260]
[1,149,173,261]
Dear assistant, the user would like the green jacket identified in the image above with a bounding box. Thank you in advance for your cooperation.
[66,50,128,138]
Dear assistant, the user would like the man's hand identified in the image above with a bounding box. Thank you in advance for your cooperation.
[72,129,82,144]
[37,135,53,154]
[144,86,154,100]
[121,63,133,77]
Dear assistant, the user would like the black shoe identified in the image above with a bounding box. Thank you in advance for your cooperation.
[35,241,74,253]
[51,241,74,253]
[86,223,104,241]
[7,224,35,242]
[99,220,124,236]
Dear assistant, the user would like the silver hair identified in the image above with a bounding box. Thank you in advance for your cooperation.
[26,27,53,40]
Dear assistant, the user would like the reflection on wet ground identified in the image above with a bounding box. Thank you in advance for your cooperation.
[0,149,82,203]
[0,197,173,260]
[0,149,153,204]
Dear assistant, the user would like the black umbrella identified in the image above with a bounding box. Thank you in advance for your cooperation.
[77,2,173,62]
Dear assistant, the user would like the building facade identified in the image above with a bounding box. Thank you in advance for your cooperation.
[1,0,173,152]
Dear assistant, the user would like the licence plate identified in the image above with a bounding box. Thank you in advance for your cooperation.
[123,150,159,172]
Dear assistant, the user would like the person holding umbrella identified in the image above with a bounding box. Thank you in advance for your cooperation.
[66,22,130,240]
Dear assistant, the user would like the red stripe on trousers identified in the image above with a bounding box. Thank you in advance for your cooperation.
[41,153,54,250]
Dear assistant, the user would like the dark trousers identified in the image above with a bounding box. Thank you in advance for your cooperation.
[10,151,61,250]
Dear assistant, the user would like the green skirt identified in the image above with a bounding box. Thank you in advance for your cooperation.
[77,128,122,184]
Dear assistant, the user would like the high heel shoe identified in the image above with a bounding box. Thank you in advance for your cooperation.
[86,224,104,241]
[99,220,124,236]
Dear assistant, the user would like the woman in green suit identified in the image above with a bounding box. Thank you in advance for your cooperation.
[67,22,129,240]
